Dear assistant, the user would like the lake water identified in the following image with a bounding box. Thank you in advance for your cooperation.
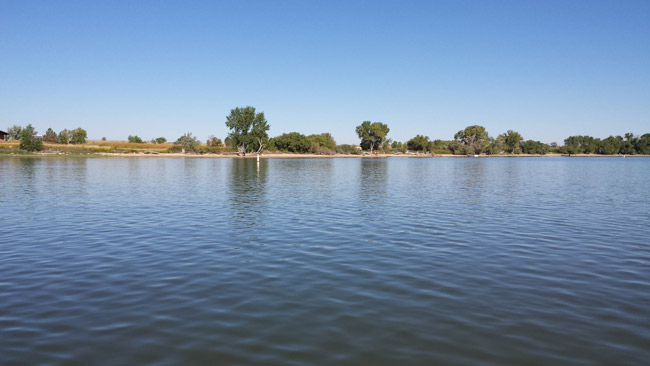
[1,156,649,365]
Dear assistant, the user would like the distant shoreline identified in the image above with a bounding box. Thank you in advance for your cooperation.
[2,138,649,158]
[1,151,647,159]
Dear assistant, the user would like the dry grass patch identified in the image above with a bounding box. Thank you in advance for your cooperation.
[0,141,19,152]
[90,140,173,150]
[43,140,173,153]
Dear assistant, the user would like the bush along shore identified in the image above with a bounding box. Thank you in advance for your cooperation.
[3,108,649,156]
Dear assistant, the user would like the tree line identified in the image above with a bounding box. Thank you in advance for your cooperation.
[5,108,649,155]
[219,111,649,156]
[4,125,88,151]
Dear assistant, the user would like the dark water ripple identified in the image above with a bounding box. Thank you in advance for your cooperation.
[1,156,649,365]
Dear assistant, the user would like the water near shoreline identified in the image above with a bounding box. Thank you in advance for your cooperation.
[1,156,649,365]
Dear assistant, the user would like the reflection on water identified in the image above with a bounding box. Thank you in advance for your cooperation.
[498,158,523,204]
[0,156,649,366]
[7,157,89,208]
[454,159,487,207]
[358,159,388,218]
[18,157,37,196]
[228,158,268,231]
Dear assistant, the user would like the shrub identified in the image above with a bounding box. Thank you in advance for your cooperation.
[128,135,143,143]
[58,129,71,144]
[335,144,361,155]
[307,133,336,150]
[406,135,430,152]
[310,144,335,155]
[43,128,58,143]
[71,128,87,144]
[175,132,200,153]
[19,124,43,151]
[272,132,311,153]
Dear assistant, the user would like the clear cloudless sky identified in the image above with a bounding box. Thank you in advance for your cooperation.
[1,0,649,144]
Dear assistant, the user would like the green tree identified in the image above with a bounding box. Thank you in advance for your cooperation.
[563,136,580,154]
[43,128,58,143]
[406,135,430,152]
[448,140,465,154]
[521,140,550,155]
[617,132,637,154]
[225,106,270,156]
[454,125,489,154]
[503,130,523,154]
[485,134,505,155]
[621,139,636,155]
[224,136,235,150]
[307,133,336,150]
[58,129,71,144]
[176,132,200,153]
[428,139,453,154]
[355,121,390,154]
[206,135,222,146]
[71,128,87,144]
[596,136,622,155]
[19,124,43,151]
[381,138,393,152]
[634,133,650,154]
[7,125,22,140]
[154,137,167,144]
[564,135,597,154]
[128,135,143,143]
[272,132,311,153]
[391,141,406,153]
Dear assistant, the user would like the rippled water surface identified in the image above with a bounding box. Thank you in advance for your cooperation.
[1,156,649,365]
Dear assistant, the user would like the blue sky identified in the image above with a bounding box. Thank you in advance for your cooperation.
[1,0,648,144]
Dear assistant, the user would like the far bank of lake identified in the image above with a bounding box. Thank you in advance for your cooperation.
[2,150,648,159]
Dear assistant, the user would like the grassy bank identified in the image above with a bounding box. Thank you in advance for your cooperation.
[1,140,173,154]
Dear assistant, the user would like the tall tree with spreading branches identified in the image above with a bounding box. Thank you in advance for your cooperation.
[355,121,390,155]
[454,125,489,154]
[225,106,270,156]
